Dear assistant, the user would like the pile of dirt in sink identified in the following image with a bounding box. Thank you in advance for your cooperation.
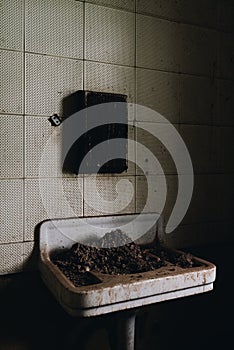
[51,229,196,287]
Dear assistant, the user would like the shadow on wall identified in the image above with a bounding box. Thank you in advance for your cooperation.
[22,224,41,272]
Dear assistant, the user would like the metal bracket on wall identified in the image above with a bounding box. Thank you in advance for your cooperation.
[48,114,63,126]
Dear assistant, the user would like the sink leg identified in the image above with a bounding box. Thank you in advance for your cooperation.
[107,310,137,350]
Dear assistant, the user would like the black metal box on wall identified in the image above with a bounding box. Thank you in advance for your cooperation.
[62,91,128,175]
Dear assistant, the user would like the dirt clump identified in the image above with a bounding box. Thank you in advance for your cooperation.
[51,229,197,287]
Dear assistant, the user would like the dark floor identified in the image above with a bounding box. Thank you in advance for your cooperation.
[0,242,233,350]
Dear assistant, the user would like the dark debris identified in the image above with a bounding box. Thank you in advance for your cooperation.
[51,230,197,287]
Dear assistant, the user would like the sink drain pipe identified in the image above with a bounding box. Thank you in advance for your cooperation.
[107,310,137,350]
[64,309,137,350]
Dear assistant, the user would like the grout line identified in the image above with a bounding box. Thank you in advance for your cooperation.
[1,46,233,82]
[22,4,26,116]
[136,11,222,33]
[82,0,232,35]
[82,1,86,217]
[1,170,234,181]
[0,178,26,181]
[23,50,83,61]
[23,0,26,242]
[178,68,182,125]
[0,113,24,117]
[84,0,135,14]
[1,112,234,128]
[1,218,234,246]
[82,3,85,100]
[134,0,137,213]
[0,47,24,53]
[0,241,25,246]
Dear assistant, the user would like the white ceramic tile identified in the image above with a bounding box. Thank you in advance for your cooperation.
[25,116,135,178]
[0,0,23,51]
[210,126,221,174]
[163,174,180,230]
[136,0,180,20]
[85,3,135,66]
[218,0,234,32]
[24,178,83,241]
[180,24,217,77]
[84,175,135,216]
[136,69,180,124]
[136,174,213,237]
[178,0,217,28]
[25,0,83,58]
[0,50,23,114]
[180,75,217,125]
[126,124,136,175]
[179,125,215,174]
[162,222,210,249]
[84,61,135,103]
[23,241,37,271]
[182,174,221,225]
[0,180,23,243]
[86,0,135,12]
[206,220,234,244]
[25,116,62,178]
[136,175,177,225]
[217,79,234,126]
[0,115,23,178]
[162,175,178,229]
[218,32,234,80]
[0,242,24,274]
[136,175,158,213]
[136,15,180,72]
[137,0,217,28]
[136,122,180,175]
[25,53,83,116]
[163,175,178,223]
[23,241,35,257]
[166,219,234,249]
[218,174,234,221]
[24,178,49,241]
[218,127,234,173]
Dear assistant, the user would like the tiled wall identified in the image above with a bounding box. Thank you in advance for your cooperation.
[0,0,234,274]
